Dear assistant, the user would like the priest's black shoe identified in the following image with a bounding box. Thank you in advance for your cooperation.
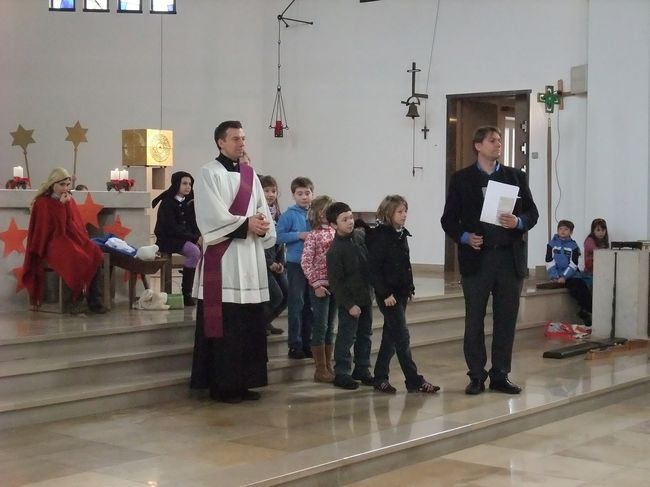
[210,390,243,404]
[241,390,261,401]
[465,378,485,395]
[489,378,522,394]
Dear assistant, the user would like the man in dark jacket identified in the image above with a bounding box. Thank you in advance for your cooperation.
[441,126,538,395]
[326,202,373,390]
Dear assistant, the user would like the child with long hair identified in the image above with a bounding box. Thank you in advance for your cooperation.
[22,167,105,314]
[301,195,337,382]
[367,195,439,394]
[152,171,202,306]
[583,218,609,276]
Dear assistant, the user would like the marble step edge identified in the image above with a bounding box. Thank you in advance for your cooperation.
[0,344,194,378]
[0,313,509,380]
[224,374,650,486]
[0,319,195,346]
[0,371,188,413]
[267,320,541,372]
[0,320,545,416]
[0,306,471,350]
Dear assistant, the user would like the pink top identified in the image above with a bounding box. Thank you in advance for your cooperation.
[301,225,335,288]
[583,235,606,274]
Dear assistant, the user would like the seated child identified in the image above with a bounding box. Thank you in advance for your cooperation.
[583,218,609,276]
[301,195,337,383]
[22,167,106,314]
[545,220,592,325]
[152,171,202,306]
[326,202,373,390]
[260,174,287,335]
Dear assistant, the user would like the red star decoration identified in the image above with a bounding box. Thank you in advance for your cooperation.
[104,215,132,241]
[12,266,25,293]
[0,218,29,256]
[77,193,104,228]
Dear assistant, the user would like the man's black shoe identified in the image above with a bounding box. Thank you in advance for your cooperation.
[465,378,485,395]
[241,390,261,401]
[489,378,522,394]
[266,323,284,335]
[210,390,243,403]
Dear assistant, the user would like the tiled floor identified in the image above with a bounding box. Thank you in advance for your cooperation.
[1,272,647,486]
[349,392,650,487]
[1,328,648,486]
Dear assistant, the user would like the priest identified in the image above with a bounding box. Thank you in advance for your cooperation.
[190,120,276,403]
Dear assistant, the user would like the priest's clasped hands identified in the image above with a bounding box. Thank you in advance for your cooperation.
[248,212,270,236]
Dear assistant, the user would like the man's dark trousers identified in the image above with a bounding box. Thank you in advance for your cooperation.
[461,247,522,382]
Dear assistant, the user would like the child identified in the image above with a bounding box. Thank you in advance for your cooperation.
[545,220,592,325]
[260,175,287,335]
[367,195,439,394]
[583,218,609,276]
[326,202,373,390]
[22,167,106,314]
[152,171,202,306]
[301,195,337,382]
[276,177,314,359]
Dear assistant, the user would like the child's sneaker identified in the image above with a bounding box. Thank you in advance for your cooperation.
[334,375,359,390]
[373,380,397,394]
[352,370,374,386]
[288,348,306,359]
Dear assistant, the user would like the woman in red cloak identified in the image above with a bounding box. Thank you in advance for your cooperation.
[22,168,106,314]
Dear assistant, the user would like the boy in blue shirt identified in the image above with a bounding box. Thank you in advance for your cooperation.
[546,220,592,325]
[276,177,314,359]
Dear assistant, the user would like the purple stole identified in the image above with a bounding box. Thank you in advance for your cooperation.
[202,163,254,338]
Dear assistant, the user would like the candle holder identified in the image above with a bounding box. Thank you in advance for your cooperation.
[106,179,135,192]
[8,177,31,190]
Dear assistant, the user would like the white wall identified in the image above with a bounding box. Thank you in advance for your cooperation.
[586,0,650,241]
[262,0,590,264]
[4,0,646,269]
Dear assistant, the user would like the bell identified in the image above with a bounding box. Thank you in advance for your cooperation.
[406,102,420,118]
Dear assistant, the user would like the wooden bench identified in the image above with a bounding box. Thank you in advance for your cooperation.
[105,249,169,309]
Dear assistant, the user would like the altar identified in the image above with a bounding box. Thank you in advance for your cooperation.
[0,189,152,312]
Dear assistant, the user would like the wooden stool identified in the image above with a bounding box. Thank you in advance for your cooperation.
[161,253,186,293]
[38,253,111,313]
[106,249,168,309]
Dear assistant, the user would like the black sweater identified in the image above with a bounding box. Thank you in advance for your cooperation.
[367,223,414,300]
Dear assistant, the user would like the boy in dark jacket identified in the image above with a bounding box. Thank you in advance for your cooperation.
[326,202,373,390]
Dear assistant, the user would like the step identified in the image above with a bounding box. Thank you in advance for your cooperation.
[0,371,188,430]
[0,343,192,395]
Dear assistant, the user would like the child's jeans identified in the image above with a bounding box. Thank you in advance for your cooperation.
[373,297,422,389]
[309,287,336,346]
[266,268,288,322]
[286,262,313,350]
[334,304,372,377]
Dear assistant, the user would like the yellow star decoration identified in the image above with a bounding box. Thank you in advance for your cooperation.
[10,125,35,151]
[65,121,88,149]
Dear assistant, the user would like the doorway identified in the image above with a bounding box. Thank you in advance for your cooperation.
[444,90,531,273]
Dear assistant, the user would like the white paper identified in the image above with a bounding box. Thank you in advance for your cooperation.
[480,180,519,225]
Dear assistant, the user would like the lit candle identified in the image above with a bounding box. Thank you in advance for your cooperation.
[110,168,119,180]
[119,169,128,180]
[13,166,23,178]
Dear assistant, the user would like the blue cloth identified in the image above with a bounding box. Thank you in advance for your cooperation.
[90,233,138,257]
[276,204,310,263]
